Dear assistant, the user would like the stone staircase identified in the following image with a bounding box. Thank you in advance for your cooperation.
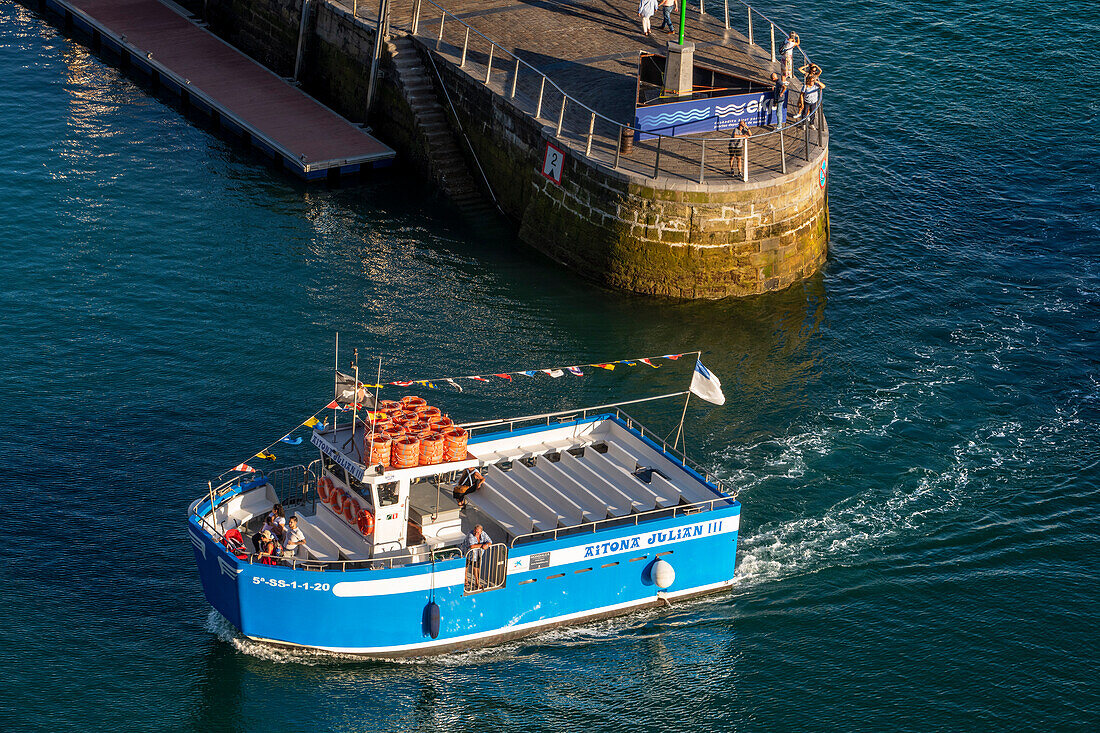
[387,36,495,216]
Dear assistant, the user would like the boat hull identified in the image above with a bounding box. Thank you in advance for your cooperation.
[189,505,741,657]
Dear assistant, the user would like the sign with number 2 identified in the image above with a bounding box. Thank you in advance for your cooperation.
[541,142,564,185]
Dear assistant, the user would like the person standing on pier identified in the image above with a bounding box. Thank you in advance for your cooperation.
[798,73,824,126]
[657,0,676,35]
[782,32,800,78]
[771,72,789,126]
[639,0,658,37]
[728,120,753,175]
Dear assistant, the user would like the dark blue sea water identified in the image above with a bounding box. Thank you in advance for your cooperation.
[2,0,1098,730]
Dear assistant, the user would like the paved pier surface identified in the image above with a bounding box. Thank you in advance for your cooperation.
[372,0,823,184]
[46,0,394,178]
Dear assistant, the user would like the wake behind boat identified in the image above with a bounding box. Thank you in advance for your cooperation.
[188,351,739,657]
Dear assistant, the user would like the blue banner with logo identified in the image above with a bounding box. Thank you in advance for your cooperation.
[634,90,785,141]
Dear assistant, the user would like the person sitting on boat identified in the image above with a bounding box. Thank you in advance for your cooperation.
[452,467,484,508]
[253,503,286,550]
[281,516,307,562]
[464,524,492,588]
[255,529,279,566]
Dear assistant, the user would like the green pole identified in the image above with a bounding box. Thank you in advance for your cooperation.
[678,0,687,45]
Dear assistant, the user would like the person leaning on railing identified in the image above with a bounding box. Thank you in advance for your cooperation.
[464,524,492,588]
[797,72,824,126]
[728,120,752,174]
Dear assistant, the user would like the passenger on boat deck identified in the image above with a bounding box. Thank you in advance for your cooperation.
[253,503,286,550]
[452,467,484,508]
[464,525,492,588]
[282,516,307,561]
[256,529,279,565]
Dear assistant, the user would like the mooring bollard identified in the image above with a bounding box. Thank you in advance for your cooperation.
[557,95,567,136]
[511,57,520,97]
[586,112,596,157]
[617,126,632,167]
[460,27,469,67]
[535,76,545,118]
[699,139,706,183]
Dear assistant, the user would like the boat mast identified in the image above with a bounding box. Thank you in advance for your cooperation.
[333,332,339,430]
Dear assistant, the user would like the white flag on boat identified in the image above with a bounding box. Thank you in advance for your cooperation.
[690,360,725,405]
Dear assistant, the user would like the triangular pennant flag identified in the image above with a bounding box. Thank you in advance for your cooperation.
[567,366,584,376]
[280,435,303,445]
[542,369,564,378]
[594,363,616,371]
[446,379,463,392]
[638,358,658,368]
[663,353,684,360]
[303,417,322,428]
[494,373,513,381]
[521,371,537,377]
[469,376,489,382]
[324,400,339,410]
[232,463,256,473]
[255,450,276,461]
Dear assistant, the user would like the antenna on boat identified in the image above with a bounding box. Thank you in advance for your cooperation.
[333,332,340,431]
[351,348,360,454]
[368,355,382,436]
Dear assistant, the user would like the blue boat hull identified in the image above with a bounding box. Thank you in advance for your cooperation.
[189,506,740,656]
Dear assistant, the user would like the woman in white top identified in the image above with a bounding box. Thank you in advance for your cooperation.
[782,32,800,79]
[639,0,658,37]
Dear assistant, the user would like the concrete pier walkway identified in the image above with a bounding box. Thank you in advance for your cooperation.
[43,0,394,179]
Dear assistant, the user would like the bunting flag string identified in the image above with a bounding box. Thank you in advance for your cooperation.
[371,351,695,391]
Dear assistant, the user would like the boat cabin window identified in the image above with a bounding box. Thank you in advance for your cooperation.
[376,480,399,507]
[348,472,373,504]
[322,454,348,485]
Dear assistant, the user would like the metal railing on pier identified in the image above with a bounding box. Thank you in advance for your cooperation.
[401,0,826,184]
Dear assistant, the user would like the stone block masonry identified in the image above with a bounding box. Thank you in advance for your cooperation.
[186,0,829,299]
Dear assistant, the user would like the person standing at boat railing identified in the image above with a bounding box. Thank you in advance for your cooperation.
[281,516,307,562]
[464,524,492,589]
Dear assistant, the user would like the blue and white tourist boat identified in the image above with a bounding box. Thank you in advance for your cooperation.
[189,360,740,657]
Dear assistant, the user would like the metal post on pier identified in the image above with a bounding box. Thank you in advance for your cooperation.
[353,0,358,18]
[412,0,421,35]
[699,0,704,18]
[723,0,729,29]
[614,125,623,168]
[363,0,389,118]
[436,12,444,45]
[556,95,567,136]
[511,58,520,97]
[535,76,545,118]
[698,139,706,183]
[460,27,469,67]
[742,138,749,182]
[485,44,494,84]
[586,112,596,156]
[653,135,663,177]
[770,22,776,61]
[803,118,809,160]
[292,0,313,82]
[779,125,786,174]
[747,7,753,46]
[817,91,823,146]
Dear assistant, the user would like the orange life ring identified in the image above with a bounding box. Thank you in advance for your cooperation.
[343,497,361,523]
[317,476,333,503]
[331,490,346,512]
[357,508,375,536]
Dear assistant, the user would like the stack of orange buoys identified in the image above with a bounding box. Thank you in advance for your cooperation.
[442,428,469,462]
[419,434,445,465]
[378,400,401,414]
[368,435,392,467]
[419,406,442,422]
[401,396,427,410]
[406,422,434,439]
[392,436,421,468]
[382,425,406,441]
[434,416,454,430]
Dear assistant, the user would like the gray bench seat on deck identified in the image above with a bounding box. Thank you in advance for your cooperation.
[484,469,561,531]
[558,449,650,513]
[510,460,591,525]
[583,448,679,509]
[609,430,722,504]
[466,488,534,537]
[295,506,371,561]
[215,483,279,530]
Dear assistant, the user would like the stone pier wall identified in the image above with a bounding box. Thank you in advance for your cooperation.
[183,0,829,299]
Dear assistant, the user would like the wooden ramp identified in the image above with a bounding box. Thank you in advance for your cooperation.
[43,0,394,180]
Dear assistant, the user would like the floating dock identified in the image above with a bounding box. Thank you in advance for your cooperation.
[39,0,394,179]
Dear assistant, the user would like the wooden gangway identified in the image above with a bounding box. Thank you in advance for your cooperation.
[42,0,395,179]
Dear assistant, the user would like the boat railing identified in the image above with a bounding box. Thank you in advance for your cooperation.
[463,543,508,593]
[462,398,733,495]
[508,494,738,548]
[191,462,320,546]
[237,544,463,573]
